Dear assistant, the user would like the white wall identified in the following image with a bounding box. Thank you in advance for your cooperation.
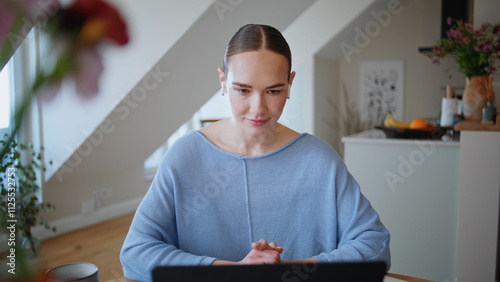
[283,0,376,134]
[41,0,213,179]
[473,0,500,28]
[337,0,465,124]
[313,57,340,151]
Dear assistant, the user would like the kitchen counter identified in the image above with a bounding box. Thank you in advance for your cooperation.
[342,130,460,281]
[341,129,460,147]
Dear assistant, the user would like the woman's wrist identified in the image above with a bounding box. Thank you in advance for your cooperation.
[211,259,239,266]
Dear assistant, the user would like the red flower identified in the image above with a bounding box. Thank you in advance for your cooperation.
[1,0,129,97]
[65,0,129,46]
[37,0,129,97]
[433,46,443,56]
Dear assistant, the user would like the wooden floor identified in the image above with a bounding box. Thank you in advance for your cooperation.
[35,212,135,282]
[31,212,432,282]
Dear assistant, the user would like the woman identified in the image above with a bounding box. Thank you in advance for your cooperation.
[120,24,390,281]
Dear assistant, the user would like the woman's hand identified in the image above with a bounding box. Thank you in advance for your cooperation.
[239,239,283,265]
[211,239,284,265]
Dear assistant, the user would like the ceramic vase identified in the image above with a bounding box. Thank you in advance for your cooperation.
[462,75,495,121]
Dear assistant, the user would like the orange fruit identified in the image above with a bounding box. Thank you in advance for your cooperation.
[409,118,428,130]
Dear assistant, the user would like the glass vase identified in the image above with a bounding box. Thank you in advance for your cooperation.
[21,236,41,259]
[462,75,495,121]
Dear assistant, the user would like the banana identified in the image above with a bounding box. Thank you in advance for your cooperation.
[383,112,411,129]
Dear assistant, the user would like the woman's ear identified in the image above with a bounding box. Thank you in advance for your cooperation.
[288,71,296,86]
[287,71,296,99]
[218,67,226,94]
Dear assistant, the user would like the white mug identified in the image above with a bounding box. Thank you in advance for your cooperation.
[46,262,99,282]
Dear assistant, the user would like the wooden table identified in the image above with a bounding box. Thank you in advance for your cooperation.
[386,272,433,281]
[110,272,432,282]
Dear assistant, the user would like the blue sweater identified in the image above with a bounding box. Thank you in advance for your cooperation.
[120,131,390,281]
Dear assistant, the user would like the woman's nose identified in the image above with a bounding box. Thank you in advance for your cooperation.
[249,93,266,115]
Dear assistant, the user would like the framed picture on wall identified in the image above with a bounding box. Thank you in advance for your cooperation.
[359,60,404,123]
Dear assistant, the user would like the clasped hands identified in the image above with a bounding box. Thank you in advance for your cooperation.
[240,239,283,265]
[211,238,283,265]
[211,239,318,266]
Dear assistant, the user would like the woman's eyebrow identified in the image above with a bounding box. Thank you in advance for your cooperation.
[265,83,286,89]
[232,82,286,89]
[232,82,252,88]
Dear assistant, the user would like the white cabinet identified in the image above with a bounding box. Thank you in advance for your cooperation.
[342,130,460,282]
[455,131,500,282]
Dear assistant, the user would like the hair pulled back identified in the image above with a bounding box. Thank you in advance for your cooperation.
[223,24,292,77]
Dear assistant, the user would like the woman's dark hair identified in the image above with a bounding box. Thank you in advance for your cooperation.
[223,24,292,77]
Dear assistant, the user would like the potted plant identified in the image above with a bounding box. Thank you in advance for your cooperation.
[0,134,56,259]
[428,18,500,121]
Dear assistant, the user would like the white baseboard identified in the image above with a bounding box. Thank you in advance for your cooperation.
[32,196,143,240]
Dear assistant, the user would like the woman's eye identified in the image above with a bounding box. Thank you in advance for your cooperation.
[268,90,281,95]
[236,89,249,94]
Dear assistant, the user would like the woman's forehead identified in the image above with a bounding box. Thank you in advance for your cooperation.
[226,50,289,81]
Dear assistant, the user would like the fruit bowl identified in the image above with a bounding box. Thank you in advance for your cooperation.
[374,125,450,139]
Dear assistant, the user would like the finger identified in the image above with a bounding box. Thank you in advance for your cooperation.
[254,249,282,260]
[260,257,281,264]
[240,248,281,265]
[269,242,283,253]
[251,239,268,250]
[247,253,281,264]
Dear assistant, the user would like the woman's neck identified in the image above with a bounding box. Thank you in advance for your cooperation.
[200,119,299,156]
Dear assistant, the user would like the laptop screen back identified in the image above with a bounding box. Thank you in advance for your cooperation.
[153,261,387,282]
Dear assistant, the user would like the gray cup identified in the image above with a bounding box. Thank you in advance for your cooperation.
[46,262,99,282]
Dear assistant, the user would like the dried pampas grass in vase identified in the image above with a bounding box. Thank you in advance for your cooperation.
[325,81,374,157]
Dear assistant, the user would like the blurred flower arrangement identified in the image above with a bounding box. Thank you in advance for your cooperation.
[0,0,128,279]
[0,0,129,159]
[428,17,500,78]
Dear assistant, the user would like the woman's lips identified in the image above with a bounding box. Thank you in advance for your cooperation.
[247,118,268,126]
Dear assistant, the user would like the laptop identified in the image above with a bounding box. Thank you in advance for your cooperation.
[153,261,387,282]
